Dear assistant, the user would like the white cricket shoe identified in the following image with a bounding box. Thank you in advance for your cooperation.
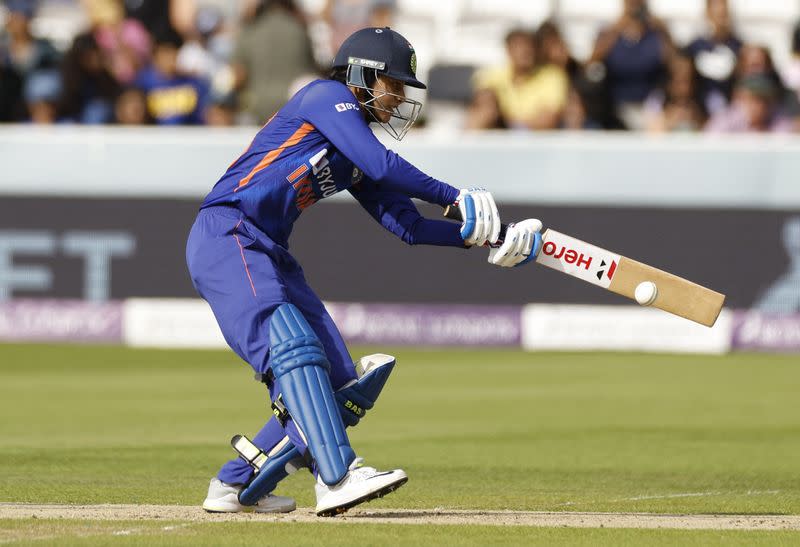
[314,458,408,517]
[202,478,296,513]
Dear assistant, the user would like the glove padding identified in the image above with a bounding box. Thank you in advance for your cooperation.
[457,188,501,247]
[488,219,543,267]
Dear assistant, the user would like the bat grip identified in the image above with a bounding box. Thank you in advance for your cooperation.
[442,204,509,241]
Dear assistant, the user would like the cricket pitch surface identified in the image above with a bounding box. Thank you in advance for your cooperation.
[1,504,799,531]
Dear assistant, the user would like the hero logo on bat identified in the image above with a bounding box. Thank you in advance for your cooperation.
[538,230,621,289]
[542,241,618,281]
[541,241,594,270]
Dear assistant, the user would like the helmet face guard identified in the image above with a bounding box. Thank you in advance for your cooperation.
[346,64,422,141]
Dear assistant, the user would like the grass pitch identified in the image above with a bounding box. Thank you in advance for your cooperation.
[1,344,799,545]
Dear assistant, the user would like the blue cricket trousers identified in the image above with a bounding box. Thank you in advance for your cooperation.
[185,205,356,484]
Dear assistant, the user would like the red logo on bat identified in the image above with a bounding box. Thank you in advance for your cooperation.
[542,241,593,270]
[595,259,617,281]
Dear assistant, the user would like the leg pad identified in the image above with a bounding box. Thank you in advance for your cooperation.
[335,353,395,427]
[269,304,354,485]
[235,435,304,506]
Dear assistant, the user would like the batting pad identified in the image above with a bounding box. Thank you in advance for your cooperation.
[237,437,301,506]
[269,303,355,485]
[335,353,395,427]
[231,353,397,503]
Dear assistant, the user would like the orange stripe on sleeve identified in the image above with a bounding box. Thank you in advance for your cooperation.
[235,122,315,192]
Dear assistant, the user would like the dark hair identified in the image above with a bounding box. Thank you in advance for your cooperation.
[735,44,787,99]
[58,32,120,119]
[536,20,562,42]
[504,27,534,46]
[329,66,348,84]
[666,50,708,119]
[156,33,184,49]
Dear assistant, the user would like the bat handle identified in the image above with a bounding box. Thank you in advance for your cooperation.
[442,204,509,241]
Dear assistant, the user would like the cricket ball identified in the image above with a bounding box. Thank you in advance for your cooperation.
[634,281,658,306]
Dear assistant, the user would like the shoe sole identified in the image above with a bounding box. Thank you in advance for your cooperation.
[316,476,408,517]
[203,506,296,514]
[202,502,241,513]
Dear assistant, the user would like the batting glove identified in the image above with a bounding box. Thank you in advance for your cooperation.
[457,188,501,246]
[488,218,543,267]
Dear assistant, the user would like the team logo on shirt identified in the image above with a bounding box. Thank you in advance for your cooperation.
[335,102,360,113]
[352,167,363,184]
[288,153,343,212]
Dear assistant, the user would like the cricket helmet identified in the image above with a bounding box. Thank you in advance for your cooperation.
[332,27,425,140]
[333,27,426,89]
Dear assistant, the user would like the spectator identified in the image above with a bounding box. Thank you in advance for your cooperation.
[322,0,396,56]
[537,19,622,130]
[231,0,318,123]
[58,32,120,123]
[589,0,673,130]
[705,73,794,133]
[134,35,208,124]
[113,86,150,124]
[122,0,196,44]
[1,1,60,75]
[644,52,706,132]
[686,0,742,116]
[0,0,60,120]
[472,28,569,130]
[83,0,151,85]
[23,68,62,123]
[736,43,779,83]
[735,43,800,118]
[465,88,505,130]
[535,20,580,83]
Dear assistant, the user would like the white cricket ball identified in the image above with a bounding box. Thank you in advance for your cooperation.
[634,281,658,306]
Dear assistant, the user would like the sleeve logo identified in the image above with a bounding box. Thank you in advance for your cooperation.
[335,102,359,112]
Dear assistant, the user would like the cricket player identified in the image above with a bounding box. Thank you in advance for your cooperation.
[186,27,543,516]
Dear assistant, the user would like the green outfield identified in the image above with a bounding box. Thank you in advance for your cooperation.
[1,344,799,545]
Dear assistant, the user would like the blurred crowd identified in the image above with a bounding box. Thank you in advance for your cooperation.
[468,0,800,133]
[0,0,339,125]
[3,0,800,133]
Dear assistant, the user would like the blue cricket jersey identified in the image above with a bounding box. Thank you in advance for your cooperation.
[201,79,463,249]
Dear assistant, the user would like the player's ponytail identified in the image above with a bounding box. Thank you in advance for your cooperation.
[329,67,348,84]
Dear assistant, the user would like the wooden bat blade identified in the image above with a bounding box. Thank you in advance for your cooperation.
[609,257,725,327]
[537,230,726,327]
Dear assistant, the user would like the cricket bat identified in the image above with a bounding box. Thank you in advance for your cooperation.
[443,206,726,327]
